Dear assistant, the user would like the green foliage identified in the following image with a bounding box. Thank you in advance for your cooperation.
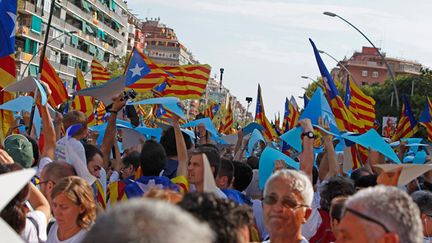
[107,54,130,78]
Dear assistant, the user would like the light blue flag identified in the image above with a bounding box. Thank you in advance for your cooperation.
[117,124,163,142]
[258,147,300,189]
[280,126,303,152]
[247,129,266,155]
[401,138,423,153]
[182,117,219,136]
[242,122,265,136]
[0,96,42,138]
[299,87,339,135]
[181,128,196,143]
[342,129,401,164]
[413,150,427,164]
[131,97,186,119]
[89,119,134,146]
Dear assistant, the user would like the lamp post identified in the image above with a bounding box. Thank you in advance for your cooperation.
[301,76,317,82]
[323,11,400,109]
[245,97,253,122]
[318,49,356,84]
[219,68,224,91]
[20,30,77,79]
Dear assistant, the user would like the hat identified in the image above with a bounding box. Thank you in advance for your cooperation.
[4,134,33,168]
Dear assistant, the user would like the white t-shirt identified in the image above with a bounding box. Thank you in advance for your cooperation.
[302,208,322,240]
[262,236,309,243]
[46,222,87,243]
[21,210,47,243]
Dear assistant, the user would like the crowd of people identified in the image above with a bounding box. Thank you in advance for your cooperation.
[1,81,432,243]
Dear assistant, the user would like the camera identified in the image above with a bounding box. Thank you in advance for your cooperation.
[246,97,253,103]
[123,89,137,101]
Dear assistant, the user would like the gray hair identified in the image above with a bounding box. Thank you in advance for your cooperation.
[82,199,214,243]
[264,169,314,207]
[411,190,432,215]
[346,185,423,243]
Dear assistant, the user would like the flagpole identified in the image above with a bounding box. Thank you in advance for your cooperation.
[28,0,57,135]
[323,11,400,110]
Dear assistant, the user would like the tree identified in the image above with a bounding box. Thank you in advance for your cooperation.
[107,54,130,78]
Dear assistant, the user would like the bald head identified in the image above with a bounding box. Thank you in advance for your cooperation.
[42,161,76,182]
[40,161,76,205]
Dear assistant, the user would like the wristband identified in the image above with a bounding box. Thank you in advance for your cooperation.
[108,110,118,114]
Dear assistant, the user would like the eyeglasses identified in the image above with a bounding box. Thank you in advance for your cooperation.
[35,180,55,186]
[263,195,309,210]
[343,207,391,233]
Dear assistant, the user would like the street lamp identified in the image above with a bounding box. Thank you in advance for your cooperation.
[219,68,224,91]
[301,76,317,82]
[323,11,400,109]
[20,30,78,79]
[318,49,356,84]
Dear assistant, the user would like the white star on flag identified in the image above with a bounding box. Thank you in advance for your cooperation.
[129,64,143,78]
[7,11,16,38]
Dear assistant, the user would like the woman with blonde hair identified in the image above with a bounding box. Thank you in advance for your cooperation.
[47,176,96,243]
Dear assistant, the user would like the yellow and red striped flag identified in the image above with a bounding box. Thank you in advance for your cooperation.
[0,55,16,140]
[255,84,278,141]
[72,69,94,119]
[393,96,418,141]
[91,59,111,85]
[156,64,211,100]
[419,97,432,141]
[40,57,68,108]
[204,102,219,120]
[96,101,107,124]
[222,99,234,135]
[346,79,376,132]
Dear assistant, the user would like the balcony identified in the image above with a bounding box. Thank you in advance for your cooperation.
[18,0,43,16]
[64,1,125,42]
[89,0,127,27]
[16,25,43,42]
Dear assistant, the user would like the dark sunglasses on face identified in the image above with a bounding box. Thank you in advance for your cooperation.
[263,194,309,210]
[343,207,391,233]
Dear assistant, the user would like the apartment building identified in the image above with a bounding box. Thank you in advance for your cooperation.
[16,0,129,90]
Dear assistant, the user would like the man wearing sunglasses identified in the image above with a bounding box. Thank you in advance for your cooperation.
[262,169,314,243]
[335,185,423,243]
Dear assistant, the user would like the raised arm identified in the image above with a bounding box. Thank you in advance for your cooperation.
[172,115,188,178]
[319,118,338,180]
[298,119,314,180]
[27,183,51,222]
[101,94,125,169]
[39,82,56,160]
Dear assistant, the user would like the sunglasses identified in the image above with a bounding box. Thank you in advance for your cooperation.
[263,195,309,210]
[343,207,391,233]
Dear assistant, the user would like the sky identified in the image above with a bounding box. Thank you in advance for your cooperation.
[127,0,432,118]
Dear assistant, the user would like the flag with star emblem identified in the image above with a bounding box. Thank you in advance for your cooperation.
[0,0,17,140]
[124,48,152,87]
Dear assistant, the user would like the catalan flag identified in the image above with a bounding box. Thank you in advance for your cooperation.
[127,48,166,92]
[310,39,363,133]
[204,102,219,120]
[255,84,278,141]
[419,97,432,141]
[40,57,68,107]
[96,101,107,124]
[393,96,418,141]
[281,98,299,133]
[222,99,234,135]
[72,69,94,120]
[0,0,17,140]
[346,79,376,131]
[310,39,363,168]
[91,59,111,85]
[155,105,186,124]
[154,65,211,100]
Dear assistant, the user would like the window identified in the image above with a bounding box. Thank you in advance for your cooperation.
[361,70,368,77]
[372,71,379,78]
[362,81,368,86]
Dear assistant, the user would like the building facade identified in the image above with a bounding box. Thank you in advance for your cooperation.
[141,18,197,66]
[331,46,422,86]
[16,0,129,90]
